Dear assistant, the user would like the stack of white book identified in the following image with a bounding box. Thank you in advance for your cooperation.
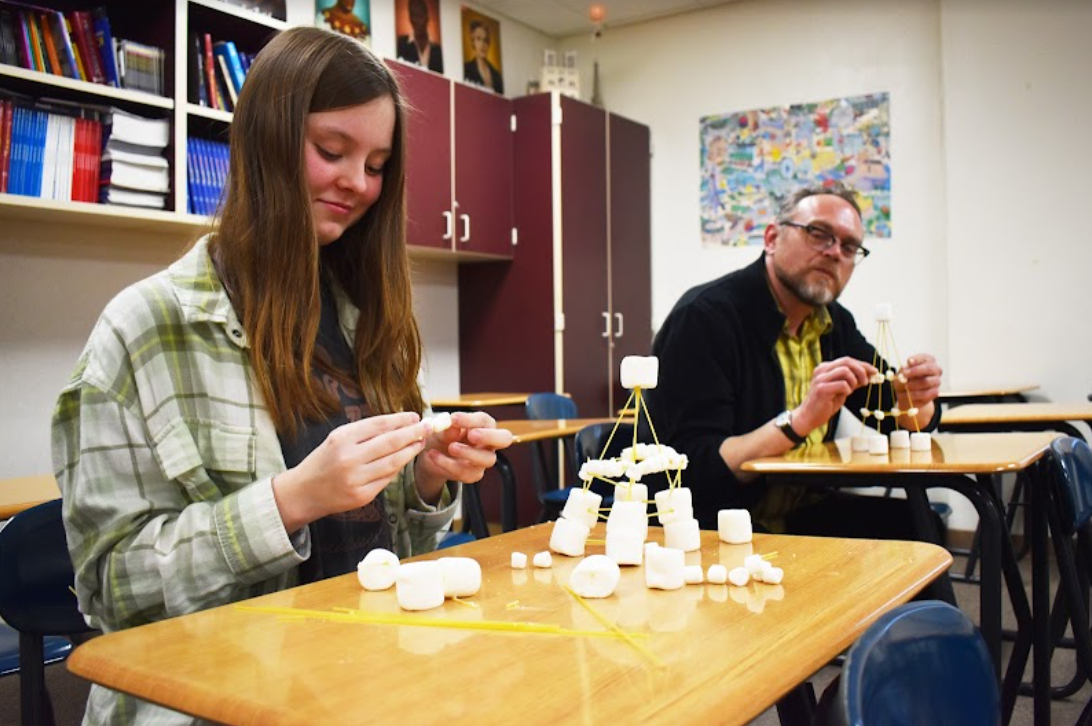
[100,108,170,209]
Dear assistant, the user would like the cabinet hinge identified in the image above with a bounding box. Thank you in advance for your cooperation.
[510,114,517,132]
[511,227,518,246]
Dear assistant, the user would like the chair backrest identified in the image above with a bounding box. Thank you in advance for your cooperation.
[525,393,580,502]
[1049,436,1092,537]
[835,600,998,726]
[573,423,637,498]
[0,499,89,635]
[525,392,578,421]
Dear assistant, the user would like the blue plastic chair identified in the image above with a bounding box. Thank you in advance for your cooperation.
[525,393,580,521]
[573,422,633,500]
[0,499,94,726]
[832,600,999,726]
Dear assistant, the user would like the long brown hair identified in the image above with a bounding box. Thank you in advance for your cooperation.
[211,26,423,436]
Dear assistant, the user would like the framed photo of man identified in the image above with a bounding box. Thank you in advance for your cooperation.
[461,8,503,94]
[316,0,371,43]
[395,0,443,73]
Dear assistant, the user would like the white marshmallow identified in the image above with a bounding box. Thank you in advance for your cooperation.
[614,482,648,503]
[532,550,553,568]
[620,355,659,389]
[357,548,400,591]
[549,517,589,557]
[851,435,871,452]
[910,432,932,451]
[644,545,685,590]
[874,302,893,322]
[655,487,694,525]
[560,488,603,530]
[744,554,767,576]
[890,406,902,417]
[859,407,871,419]
[438,557,481,598]
[885,369,896,381]
[718,509,752,544]
[607,500,648,538]
[579,458,626,482]
[869,436,889,455]
[511,552,528,569]
[707,564,729,584]
[426,411,452,433]
[889,430,911,449]
[760,567,784,585]
[869,373,885,385]
[727,566,750,587]
[569,555,621,598]
[874,410,885,421]
[605,528,644,565]
[683,565,704,585]
[907,406,919,417]
[644,541,660,557]
[663,518,701,552]
[395,561,445,611]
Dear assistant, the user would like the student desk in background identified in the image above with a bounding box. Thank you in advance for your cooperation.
[0,474,60,520]
[67,525,951,726]
[742,432,1058,722]
[937,383,1040,406]
[430,393,536,409]
[940,401,1092,440]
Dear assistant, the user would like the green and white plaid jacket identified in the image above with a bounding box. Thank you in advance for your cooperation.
[52,236,457,725]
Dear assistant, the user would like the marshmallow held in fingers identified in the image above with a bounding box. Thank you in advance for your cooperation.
[396,561,445,611]
[560,488,602,530]
[425,412,453,433]
[569,555,621,598]
[620,355,659,389]
[718,509,752,544]
[438,557,481,598]
[357,548,400,591]
[645,545,685,590]
[549,517,590,557]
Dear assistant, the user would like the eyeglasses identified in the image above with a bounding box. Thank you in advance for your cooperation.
[780,221,870,265]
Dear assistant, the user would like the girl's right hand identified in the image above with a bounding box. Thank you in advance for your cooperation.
[272,412,430,534]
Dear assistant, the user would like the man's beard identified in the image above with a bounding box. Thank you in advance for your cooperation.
[774,264,840,307]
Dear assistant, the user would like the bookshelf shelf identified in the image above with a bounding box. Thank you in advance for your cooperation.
[189,0,287,31]
[187,102,232,123]
[0,64,174,110]
[0,193,204,233]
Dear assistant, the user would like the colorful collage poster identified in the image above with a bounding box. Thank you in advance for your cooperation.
[700,93,891,246]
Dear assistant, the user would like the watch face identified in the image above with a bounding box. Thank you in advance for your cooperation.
[776,410,791,427]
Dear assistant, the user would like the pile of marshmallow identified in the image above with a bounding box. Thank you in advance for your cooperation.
[851,426,931,455]
[356,549,481,611]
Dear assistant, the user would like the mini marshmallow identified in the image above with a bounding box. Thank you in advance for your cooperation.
[869,436,889,455]
[438,557,481,598]
[907,407,919,417]
[579,458,626,482]
[890,406,902,417]
[890,430,911,449]
[859,407,871,419]
[910,432,932,452]
[510,552,528,569]
[707,564,729,584]
[743,554,767,577]
[760,567,784,585]
[664,518,701,552]
[532,551,553,568]
[620,355,659,389]
[727,566,750,587]
[874,302,893,322]
[644,545,685,590]
[655,487,694,525]
[569,555,621,598]
[560,488,603,530]
[683,565,704,585]
[898,373,908,384]
[357,548,400,591]
[426,411,453,433]
[885,369,895,381]
[718,509,753,544]
[549,517,590,557]
[869,373,885,385]
[614,482,648,503]
[396,561,445,611]
[606,528,644,565]
[874,410,885,421]
[851,435,871,452]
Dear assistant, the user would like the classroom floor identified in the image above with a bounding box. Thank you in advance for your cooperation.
[1,548,1088,725]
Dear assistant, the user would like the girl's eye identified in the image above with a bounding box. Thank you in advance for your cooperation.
[366,165,384,176]
[316,145,340,161]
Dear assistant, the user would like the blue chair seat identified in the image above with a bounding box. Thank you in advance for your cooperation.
[0,625,71,678]
[438,531,476,550]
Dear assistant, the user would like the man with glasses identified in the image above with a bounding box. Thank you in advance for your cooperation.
[650,183,943,537]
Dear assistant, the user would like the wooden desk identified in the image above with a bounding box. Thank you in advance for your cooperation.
[744,431,1057,721]
[430,393,538,409]
[941,402,1092,438]
[938,383,1039,406]
[0,474,60,520]
[499,416,622,444]
[68,525,951,726]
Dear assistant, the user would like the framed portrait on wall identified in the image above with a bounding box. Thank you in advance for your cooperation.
[316,0,371,43]
[395,0,443,73]
[461,8,503,94]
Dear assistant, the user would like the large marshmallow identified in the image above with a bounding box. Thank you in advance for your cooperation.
[614,482,649,503]
[549,517,590,557]
[851,435,871,452]
[868,436,889,455]
[395,561,445,611]
[663,518,701,552]
[605,528,644,565]
[438,557,481,598]
[760,567,784,585]
[910,432,932,451]
[560,488,603,529]
[620,355,659,389]
[569,555,621,598]
[889,430,911,449]
[357,548,400,591]
[874,302,893,322]
[607,500,648,541]
[644,545,685,590]
[655,487,694,525]
[718,509,752,544]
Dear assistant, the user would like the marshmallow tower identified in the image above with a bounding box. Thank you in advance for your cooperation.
[857,302,929,450]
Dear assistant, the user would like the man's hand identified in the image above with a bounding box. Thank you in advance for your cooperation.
[895,354,943,410]
[793,356,878,435]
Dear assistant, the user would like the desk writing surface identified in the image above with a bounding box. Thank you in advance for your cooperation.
[498,417,622,443]
[67,525,950,726]
[937,384,1039,400]
[0,474,60,519]
[941,402,1092,426]
[430,392,536,408]
[742,432,1058,475]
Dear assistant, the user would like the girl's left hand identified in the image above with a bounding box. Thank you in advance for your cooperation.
[416,411,514,494]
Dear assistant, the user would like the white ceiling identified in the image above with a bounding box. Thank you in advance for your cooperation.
[470,0,741,39]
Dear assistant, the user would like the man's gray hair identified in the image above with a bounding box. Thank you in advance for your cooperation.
[776,181,862,222]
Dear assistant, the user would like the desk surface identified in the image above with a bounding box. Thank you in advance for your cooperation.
[937,384,1039,400]
[0,474,60,519]
[430,393,538,408]
[68,525,951,726]
[941,402,1092,426]
[498,417,623,444]
[742,432,1058,475]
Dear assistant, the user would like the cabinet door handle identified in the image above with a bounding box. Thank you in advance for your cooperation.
[459,214,471,242]
[601,311,611,338]
[614,312,624,338]
[442,211,453,240]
